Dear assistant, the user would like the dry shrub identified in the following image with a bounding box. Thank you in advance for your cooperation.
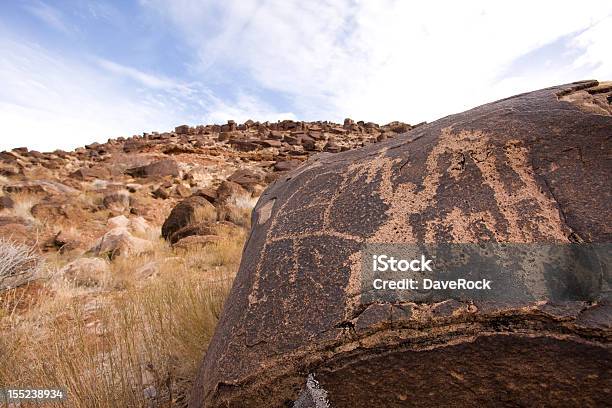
[193,203,217,224]
[0,226,246,408]
[0,275,230,407]
[0,237,43,291]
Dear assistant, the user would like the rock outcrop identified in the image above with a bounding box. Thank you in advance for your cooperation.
[189,81,612,407]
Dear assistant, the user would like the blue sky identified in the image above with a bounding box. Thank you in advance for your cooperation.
[1,1,611,151]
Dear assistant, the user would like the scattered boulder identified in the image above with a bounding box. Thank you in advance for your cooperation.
[152,186,170,199]
[216,180,248,205]
[161,196,217,241]
[60,257,110,287]
[323,140,341,153]
[273,160,301,172]
[107,215,131,230]
[259,140,282,148]
[300,135,316,151]
[31,199,87,223]
[227,169,263,192]
[0,163,20,177]
[51,230,83,253]
[0,196,14,210]
[125,159,179,178]
[70,166,111,180]
[168,220,238,245]
[175,125,190,134]
[89,228,153,259]
[229,139,259,152]
[3,181,78,195]
[193,187,218,204]
[173,184,192,198]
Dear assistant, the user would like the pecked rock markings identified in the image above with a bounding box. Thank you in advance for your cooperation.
[189,81,612,407]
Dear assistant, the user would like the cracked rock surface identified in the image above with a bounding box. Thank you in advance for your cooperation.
[189,81,612,407]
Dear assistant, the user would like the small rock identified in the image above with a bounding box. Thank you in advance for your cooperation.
[60,258,110,287]
[0,196,14,210]
[152,187,170,199]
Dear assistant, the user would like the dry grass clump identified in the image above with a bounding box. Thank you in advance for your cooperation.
[0,227,246,407]
[0,237,43,291]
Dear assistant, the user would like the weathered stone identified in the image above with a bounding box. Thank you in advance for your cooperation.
[175,125,190,134]
[227,169,263,192]
[273,159,301,172]
[189,81,612,407]
[193,187,218,204]
[259,139,282,148]
[161,196,217,241]
[322,141,341,153]
[126,159,179,178]
[0,196,14,210]
[229,139,259,152]
[88,227,153,259]
[170,220,240,245]
[3,181,78,195]
[300,135,316,151]
[152,187,170,199]
[216,180,248,205]
[52,230,83,253]
[60,257,110,287]
[70,166,111,180]
[174,184,192,198]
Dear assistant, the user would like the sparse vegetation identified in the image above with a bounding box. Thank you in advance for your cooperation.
[0,237,43,291]
[0,229,245,408]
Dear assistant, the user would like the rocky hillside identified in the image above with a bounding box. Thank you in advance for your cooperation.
[0,118,415,256]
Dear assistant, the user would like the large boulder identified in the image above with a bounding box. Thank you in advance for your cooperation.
[190,81,612,407]
[161,196,217,241]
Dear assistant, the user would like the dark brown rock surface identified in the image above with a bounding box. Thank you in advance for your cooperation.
[161,196,216,241]
[190,81,612,407]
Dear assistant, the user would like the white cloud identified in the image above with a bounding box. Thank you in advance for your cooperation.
[0,34,193,151]
[203,93,296,125]
[2,1,611,151]
[0,33,293,151]
[144,0,612,124]
[96,58,193,93]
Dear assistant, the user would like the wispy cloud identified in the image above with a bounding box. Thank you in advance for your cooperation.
[1,1,611,151]
[143,1,612,124]
[96,58,193,93]
[22,1,71,34]
[0,29,295,151]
